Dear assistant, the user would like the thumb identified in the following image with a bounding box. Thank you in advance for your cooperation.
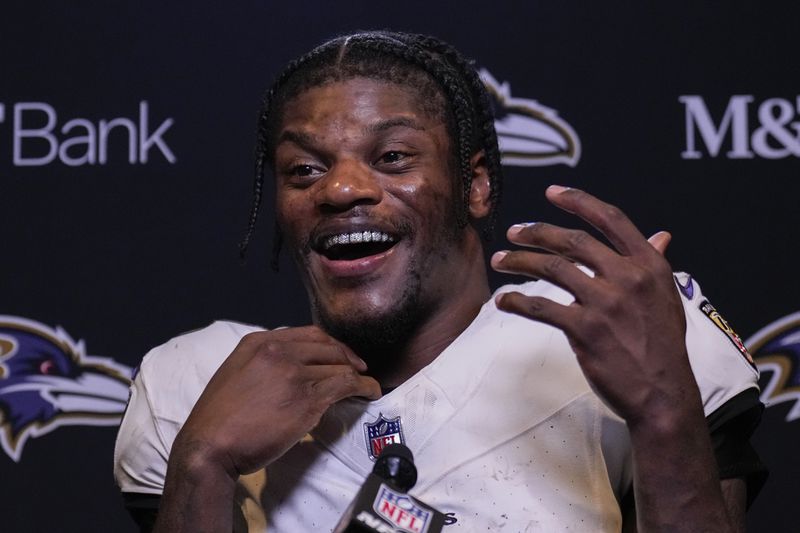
[647,231,672,255]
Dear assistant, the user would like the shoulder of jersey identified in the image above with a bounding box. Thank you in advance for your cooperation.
[136,320,265,385]
[675,272,760,414]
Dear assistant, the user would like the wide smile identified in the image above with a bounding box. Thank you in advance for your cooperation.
[319,230,398,260]
[311,227,402,278]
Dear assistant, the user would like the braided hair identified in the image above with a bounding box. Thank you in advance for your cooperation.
[240,31,504,267]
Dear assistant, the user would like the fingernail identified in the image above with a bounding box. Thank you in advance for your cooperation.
[491,251,508,265]
[347,351,367,370]
[548,184,571,194]
[509,222,536,235]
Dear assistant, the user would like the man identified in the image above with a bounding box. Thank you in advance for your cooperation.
[115,31,764,532]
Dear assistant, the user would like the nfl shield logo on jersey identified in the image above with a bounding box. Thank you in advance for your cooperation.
[373,484,432,533]
[364,413,405,461]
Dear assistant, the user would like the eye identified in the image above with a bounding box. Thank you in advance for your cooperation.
[39,360,57,375]
[291,164,319,177]
[281,162,325,186]
[377,151,407,165]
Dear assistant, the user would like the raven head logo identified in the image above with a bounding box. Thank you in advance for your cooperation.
[480,69,581,167]
[746,311,800,422]
[0,315,133,462]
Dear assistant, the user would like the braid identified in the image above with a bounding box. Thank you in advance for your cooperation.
[410,34,504,238]
[238,154,264,261]
[239,46,338,264]
[239,31,505,267]
[355,36,478,227]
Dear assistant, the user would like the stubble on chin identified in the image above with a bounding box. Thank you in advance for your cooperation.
[313,268,426,369]
[301,197,464,369]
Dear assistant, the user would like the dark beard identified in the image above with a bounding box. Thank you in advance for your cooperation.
[314,268,427,375]
[300,191,464,376]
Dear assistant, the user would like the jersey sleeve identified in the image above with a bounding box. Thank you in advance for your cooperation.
[113,356,171,496]
[678,272,760,417]
[113,320,263,496]
[676,273,766,500]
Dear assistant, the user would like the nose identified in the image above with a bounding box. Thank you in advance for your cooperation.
[315,159,382,212]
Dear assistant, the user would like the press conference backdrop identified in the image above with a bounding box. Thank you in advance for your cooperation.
[1,1,797,531]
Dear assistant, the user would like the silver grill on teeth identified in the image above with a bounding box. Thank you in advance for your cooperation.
[323,231,393,250]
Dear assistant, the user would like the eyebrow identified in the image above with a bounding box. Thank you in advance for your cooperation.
[365,117,427,134]
[276,129,315,148]
[276,116,429,149]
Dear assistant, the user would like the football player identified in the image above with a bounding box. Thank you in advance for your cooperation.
[115,31,764,532]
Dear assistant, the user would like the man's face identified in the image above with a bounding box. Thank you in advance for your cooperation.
[274,77,477,350]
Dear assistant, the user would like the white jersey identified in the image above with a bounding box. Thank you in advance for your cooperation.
[114,274,759,532]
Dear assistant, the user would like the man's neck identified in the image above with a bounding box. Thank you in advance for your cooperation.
[369,289,489,388]
[366,233,492,388]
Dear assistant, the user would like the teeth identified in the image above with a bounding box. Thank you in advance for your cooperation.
[322,231,395,250]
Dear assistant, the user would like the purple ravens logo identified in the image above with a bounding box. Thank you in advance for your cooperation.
[480,68,581,168]
[0,315,132,462]
[746,311,800,422]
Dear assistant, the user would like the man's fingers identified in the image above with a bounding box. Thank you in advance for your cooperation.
[241,333,367,371]
[495,291,579,335]
[276,341,365,370]
[314,367,382,402]
[545,185,648,257]
[303,364,372,381]
[242,325,330,343]
[491,250,597,303]
[504,222,617,273]
[647,231,672,256]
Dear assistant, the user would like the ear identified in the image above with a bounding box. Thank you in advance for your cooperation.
[468,150,492,219]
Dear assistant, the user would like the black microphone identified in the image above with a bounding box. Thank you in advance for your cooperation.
[333,443,446,533]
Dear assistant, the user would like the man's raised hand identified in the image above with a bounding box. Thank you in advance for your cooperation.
[490,185,694,425]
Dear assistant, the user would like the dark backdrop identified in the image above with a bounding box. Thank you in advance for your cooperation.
[1,2,797,531]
